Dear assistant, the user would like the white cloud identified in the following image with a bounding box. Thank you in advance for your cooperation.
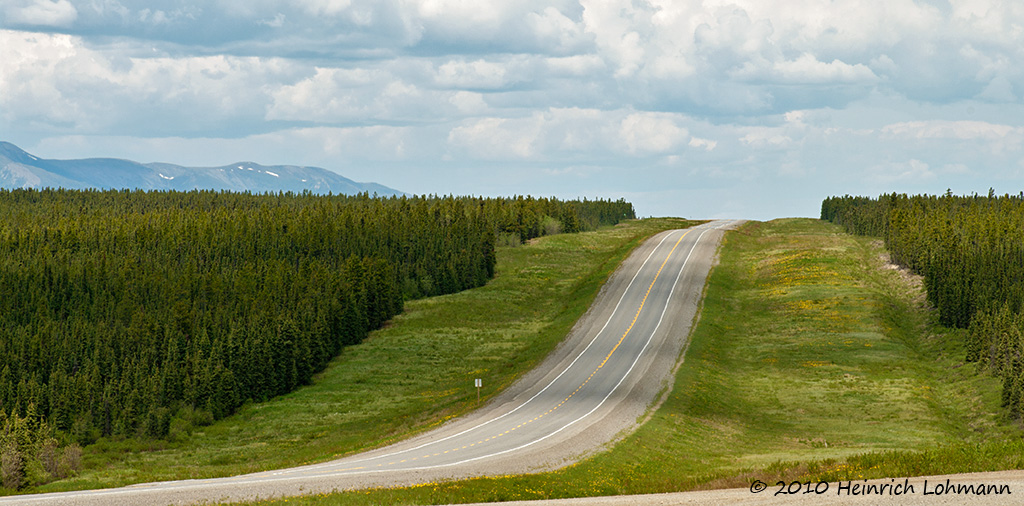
[7,1,1024,220]
[879,119,1024,157]
[136,6,201,25]
[735,53,878,85]
[409,0,589,54]
[544,54,604,76]
[257,13,286,28]
[688,137,717,151]
[414,0,508,27]
[527,6,589,52]
[296,0,354,17]
[83,0,129,19]
[448,116,540,159]
[950,0,1024,42]
[266,64,496,123]
[293,125,414,160]
[267,67,383,122]
[881,120,1019,141]
[740,127,794,149]
[977,76,1018,102]
[580,0,656,78]
[939,163,971,175]
[619,113,688,155]
[4,0,77,27]
[448,91,487,115]
[0,30,75,123]
[435,59,511,89]
[866,159,935,184]
[447,108,695,161]
[289,0,382,27]
[0,30,297,134]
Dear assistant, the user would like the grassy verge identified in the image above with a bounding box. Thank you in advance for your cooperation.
[29,218,696,494]
[231,218,1023,505]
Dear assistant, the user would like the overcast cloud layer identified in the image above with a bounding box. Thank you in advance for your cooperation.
[4,0,1024,219]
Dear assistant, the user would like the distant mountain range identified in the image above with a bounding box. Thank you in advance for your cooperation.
[0,142,403,196]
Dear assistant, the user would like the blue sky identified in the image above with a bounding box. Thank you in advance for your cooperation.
[3,0,1024,220]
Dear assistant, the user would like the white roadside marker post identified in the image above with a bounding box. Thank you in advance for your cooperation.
[475,378,482,402]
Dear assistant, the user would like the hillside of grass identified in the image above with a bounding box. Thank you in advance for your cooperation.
[28,218,695,494]
[238,218,1024,505]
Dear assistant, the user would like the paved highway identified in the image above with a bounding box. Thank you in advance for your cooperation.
[4,220,742,506]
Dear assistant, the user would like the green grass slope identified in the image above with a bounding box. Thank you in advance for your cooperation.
[32,218,695,494]
[234,218,1024,505]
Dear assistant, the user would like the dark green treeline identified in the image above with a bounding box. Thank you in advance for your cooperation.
[0,189,635,449]
[821,192,1024,419]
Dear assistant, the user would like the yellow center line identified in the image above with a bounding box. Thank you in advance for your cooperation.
[371,229,692,469]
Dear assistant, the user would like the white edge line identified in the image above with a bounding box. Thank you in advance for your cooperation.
[274,227,688,473]
[152,226,717,489]
[2,224,731,502]
[390,226,716,471]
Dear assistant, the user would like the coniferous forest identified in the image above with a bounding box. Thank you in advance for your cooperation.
[0,188,634,488]
[821,192,1024,420]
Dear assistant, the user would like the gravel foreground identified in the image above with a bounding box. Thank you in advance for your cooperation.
[458,470,1024,506]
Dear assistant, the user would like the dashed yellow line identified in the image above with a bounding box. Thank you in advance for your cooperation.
[371,229,691,469]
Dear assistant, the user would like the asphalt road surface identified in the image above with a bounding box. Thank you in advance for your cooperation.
[4,220,742,506]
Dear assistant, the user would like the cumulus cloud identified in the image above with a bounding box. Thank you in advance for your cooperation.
[688,137,717,151]
[447,108,694,161]
[291,125,417,160]
[734,53,878,85]
[256,12,286,28]
[866,159,935,184]
[879,120,1024,158]
[0,29,298,136]
[412,0,590,54]
[434,59,514,89]
[882,120,1019,141]
[8,0,1024,119]
[619,113,688,155]
[266,67,384,122]
[266,64,497,123]
[544,54,604,76]
[4,0,77,27]
[449,116,540,159]
[6,1,1024,219]
[295,0,356,18]
[740,128,794,149]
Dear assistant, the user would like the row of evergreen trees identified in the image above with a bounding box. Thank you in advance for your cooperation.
[821,192,1024,420]
[0,188,635,489]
